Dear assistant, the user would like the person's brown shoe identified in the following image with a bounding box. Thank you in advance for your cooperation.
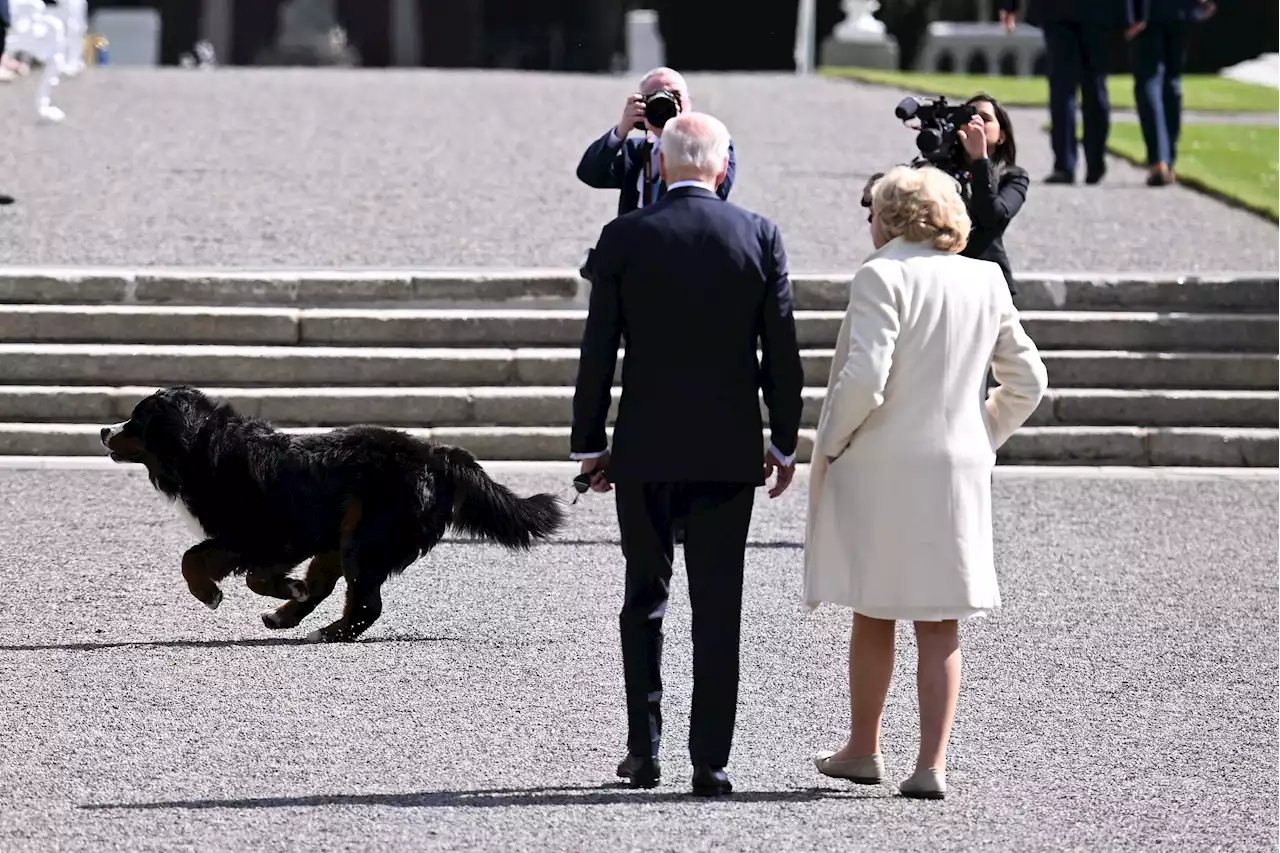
[1146,163,1174,187]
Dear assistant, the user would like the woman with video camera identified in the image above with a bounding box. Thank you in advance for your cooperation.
[956,94,1028,294]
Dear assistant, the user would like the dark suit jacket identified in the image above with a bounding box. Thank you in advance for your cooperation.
[1000,0,1125,24]
[1126,0,1204,24]
[0,0,10,27]
[576,128,737,218]
[961,159,1029,294]
[571,186,804,485]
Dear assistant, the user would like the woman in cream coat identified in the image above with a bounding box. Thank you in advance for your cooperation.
[806,165,1048,800]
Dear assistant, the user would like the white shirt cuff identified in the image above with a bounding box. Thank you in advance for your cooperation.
[768,443,796,467]
[570,449,609,460]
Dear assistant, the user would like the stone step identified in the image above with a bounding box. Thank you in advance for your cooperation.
[2,386,1275,429]
[0,345,1273,390]
[3,423,1274,467]
[0,306,1274,352]
[1,269,1274,313]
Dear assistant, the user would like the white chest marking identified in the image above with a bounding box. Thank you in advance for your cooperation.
[169,496,210,540]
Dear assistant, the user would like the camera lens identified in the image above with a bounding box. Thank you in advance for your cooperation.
[644,91,680,128]
[916,129,943,153]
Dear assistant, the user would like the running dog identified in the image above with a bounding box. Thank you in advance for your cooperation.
[101,385,565,642]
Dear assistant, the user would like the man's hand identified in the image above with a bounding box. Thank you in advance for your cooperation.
[763,452,795,499]
[1124,20,1147,40]
[999,10,1016,32]
[957,115,988,162]
[580,451,613,493]
[616,94,645,140]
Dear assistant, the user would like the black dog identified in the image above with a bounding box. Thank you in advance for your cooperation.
[101,386,565,642]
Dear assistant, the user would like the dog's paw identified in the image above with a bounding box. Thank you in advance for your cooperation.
[262,610,288,630]
[305,628,328,644]
[203,589,223,611]
[285,578,308,602]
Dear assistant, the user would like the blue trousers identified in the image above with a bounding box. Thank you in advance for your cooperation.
[1132,23,1188,168]
[1043,22,1111,176]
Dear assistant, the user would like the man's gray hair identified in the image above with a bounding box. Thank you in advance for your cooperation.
[640,66,688,94]
[660,113,730,174]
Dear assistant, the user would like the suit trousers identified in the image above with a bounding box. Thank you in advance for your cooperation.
[615,481,755,768]
[1132,23,1187,168]
[1043,22,1111,176]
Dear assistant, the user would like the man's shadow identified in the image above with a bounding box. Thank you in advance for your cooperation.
[83,783,873,811]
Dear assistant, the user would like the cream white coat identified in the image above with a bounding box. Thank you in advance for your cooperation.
[803,237,1048,620]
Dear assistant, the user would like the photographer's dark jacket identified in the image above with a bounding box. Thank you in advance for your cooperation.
[576,128,737,217]
[961,159,1029,294]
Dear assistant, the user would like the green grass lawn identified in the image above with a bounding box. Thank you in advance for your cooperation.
[823,67,1280,113]
[1105,122,1279,220]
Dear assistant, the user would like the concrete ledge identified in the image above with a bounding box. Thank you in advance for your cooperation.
[4,306,1272,353]
[0,269,1274,312]
[3,423,1274,466]
[0,346,1274,389]
[3,386,1274,430]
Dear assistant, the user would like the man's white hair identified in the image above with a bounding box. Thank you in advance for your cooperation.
[660,112,730,174]
[640,66,688,94]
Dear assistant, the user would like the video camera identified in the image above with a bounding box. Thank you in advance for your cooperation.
[634,89,681,131]
[894,95,977,179]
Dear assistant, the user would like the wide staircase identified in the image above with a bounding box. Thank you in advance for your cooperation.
[0,269,1275,466]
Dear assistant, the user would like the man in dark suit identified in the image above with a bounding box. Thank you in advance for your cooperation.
[576,67,736,217]
[1125,0,1216,186]
[570,112,804,797]
[1001,0,1123,184]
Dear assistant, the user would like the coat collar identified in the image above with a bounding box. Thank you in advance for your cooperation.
[862,235,947,264]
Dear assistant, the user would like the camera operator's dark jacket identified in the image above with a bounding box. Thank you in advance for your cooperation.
[576,128,737,217]
[961,159,1029,294]
[999,0,1125,24]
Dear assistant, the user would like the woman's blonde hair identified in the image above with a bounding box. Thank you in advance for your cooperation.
[869,165,971,253]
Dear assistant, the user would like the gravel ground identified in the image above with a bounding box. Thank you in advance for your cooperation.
[0,464,1275,852]
[0,69,1275,274]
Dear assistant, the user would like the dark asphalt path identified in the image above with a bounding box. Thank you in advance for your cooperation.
[0,69,1275,274]
[0,463,1274,852]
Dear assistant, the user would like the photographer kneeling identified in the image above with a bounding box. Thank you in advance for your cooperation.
[955,95,1028,294]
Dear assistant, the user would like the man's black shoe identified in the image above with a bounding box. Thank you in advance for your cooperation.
[0,193,14,205]
[617,754,660,788]
[1043,170,1074,185]
[1085,165,1106,185]
[691,766,733,796]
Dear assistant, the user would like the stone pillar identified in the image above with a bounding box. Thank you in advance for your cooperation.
[200,0,233,64]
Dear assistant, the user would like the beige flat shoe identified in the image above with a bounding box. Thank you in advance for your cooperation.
[898,768,946,800]
[813,751,884,784]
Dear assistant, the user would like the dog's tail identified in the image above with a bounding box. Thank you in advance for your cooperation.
[441,447,565,549]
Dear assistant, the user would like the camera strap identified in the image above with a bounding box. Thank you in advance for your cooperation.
[640,139,656,208]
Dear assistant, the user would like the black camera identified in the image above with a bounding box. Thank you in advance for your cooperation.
[635,89,681,130]
[894,95,977,172]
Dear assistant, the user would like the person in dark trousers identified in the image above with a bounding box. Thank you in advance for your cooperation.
[0,0,11,204]
[1001,0,1122,184]
[571,112,804,797]
[1126,0,1216,186]
[957,94,1029,294]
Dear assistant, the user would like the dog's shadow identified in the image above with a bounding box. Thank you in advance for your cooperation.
[83,783,872,811]
[0,635,454,652]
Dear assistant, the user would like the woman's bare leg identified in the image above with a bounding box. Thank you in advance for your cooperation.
[913,619,961,771]
[829,613,896,759]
